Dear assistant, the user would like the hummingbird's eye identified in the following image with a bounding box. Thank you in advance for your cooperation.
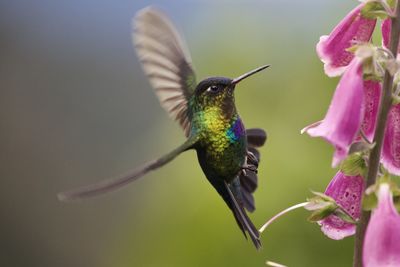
[206,85,220,93]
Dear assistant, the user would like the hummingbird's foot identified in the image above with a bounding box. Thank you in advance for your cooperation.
[242,165,258,174]
[246,151,259,167]
[242,151,259,175]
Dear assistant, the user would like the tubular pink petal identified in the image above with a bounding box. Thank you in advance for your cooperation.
[305,59,365,167]
[301,120,322,134]
[363,184,400,267]
[332,146,347,168]
[382,104,400,175]
[317,4,376,77]
[361,80,382,142]
[381,18,400,53]
[382,18,391,48]
[319,171,364,240]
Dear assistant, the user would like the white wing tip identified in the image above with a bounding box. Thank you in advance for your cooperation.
[135,6,164,20]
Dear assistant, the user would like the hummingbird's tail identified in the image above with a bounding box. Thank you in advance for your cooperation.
[58,136,199,201]
[224,181,262,250]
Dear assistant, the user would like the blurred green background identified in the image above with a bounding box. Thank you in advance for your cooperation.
[0,0,360,266]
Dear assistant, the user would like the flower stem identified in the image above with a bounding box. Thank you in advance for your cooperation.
[353,2,400,266]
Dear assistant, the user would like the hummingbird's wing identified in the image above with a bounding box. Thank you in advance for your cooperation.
[133,7,196,137]
[240,128,267,212]
[58,136,199,201]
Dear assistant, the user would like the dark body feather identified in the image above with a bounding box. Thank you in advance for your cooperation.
[191,100,261,248]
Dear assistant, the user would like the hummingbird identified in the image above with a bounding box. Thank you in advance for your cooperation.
[58,7,269,249]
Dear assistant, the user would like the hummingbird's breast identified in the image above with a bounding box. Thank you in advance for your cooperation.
[193,108,247,180]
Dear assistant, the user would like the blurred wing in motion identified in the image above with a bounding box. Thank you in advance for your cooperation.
[133,7,197,136]
[58,136,199,201]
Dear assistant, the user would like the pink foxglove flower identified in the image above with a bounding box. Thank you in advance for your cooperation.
[304,58,365,167]
[382,18,400,52]
[317,4,376,77]
[382,104,400,175]
[361,80,381,142]
[363,183,400,267]
[382,18,391,48]
[319,171,364,240]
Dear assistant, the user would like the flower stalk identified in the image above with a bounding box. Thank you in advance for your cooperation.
[353,1,400,266]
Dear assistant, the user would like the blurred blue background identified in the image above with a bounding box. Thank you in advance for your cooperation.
[0,0,359,266]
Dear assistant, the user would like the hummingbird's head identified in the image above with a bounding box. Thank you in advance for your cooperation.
[193,65,270,113]
[194,77,234,111]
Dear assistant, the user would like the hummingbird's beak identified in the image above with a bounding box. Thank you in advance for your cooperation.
[231,64,270,85]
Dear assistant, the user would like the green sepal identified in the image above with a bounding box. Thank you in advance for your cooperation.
[379,172,392,183]
[361,1,391,19]
[308,191,335,202]
[362,56,385,82]
[362,175,400,211]
[349,142,375,155]
[388,0,396,9]
[333,208,358,224]
[384,59,399,76]
[305,191,358,223]
[305,192,337,222]
[352,44,387,82]
[362,189,378,211]
[363,56,375,75]
[346,44,359,54]
[307,205,336,222]
[393,196,400,213]
[340,153,367,177]
[364,73,384,82]
[392,185,400,196]
[393,95,400,105]
[379,176,400,212]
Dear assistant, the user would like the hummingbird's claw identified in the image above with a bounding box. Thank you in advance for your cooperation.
[242,165,258,174]
[246,151,259,167]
